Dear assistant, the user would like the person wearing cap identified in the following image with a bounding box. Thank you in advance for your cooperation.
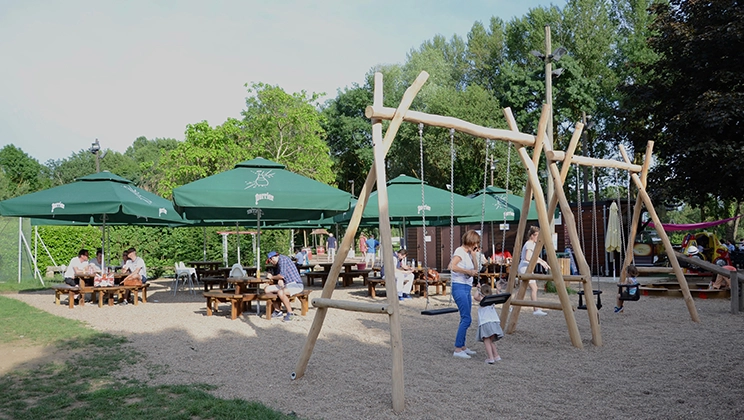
[265,251,304,321]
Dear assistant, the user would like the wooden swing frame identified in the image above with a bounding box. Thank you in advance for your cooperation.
[292,71,699,414]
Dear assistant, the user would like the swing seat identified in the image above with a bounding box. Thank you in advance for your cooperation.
[421,307,459,316]
[577,289,603,310]
[479,293,511,306]
[617,284,641,301]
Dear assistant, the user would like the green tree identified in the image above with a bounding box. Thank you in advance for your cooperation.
[0,145,50,197]
[620,0,744,216]
[124,136,180,192]
[241,83,335,185]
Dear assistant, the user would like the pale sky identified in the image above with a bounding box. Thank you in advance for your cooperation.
[1,0,560,163]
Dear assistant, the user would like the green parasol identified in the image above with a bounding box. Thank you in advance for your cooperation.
[457,186,539,224]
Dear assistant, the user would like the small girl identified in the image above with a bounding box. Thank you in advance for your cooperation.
[615,264,639,313]
[473,283,504,364]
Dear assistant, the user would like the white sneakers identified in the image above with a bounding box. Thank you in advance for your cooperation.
[453,351,471,359]
[533,309,548,316]
[453,348,477,359]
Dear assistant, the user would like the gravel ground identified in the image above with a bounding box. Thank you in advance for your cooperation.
[7,278,744,419]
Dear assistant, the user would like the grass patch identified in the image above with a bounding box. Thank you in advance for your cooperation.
[0,298,299,419]
[544,281,578,295]
[0,277,51,294]
[0,296,97,344]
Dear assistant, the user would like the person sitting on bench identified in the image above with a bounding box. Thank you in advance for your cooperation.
[382,248,415,301]
[265,251,304,322]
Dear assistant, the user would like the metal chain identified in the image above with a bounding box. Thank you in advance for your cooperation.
[576,164,584,254]
[500,143,512,278]
[591,166,599,283]
[628,170,634,265]
[418,123,428,271]
[615,168,626,268]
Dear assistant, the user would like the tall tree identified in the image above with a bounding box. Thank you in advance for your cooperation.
[241,83,335,185]
[0,145,49,197]
[124,136,180,192]
[620,0,744,213]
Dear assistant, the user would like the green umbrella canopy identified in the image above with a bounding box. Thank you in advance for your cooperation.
[171,157,352,222]
[332,175,480,224]
[0,171,186,225]
[458,186,538,224]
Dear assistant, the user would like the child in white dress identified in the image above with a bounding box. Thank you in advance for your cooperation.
[473,283,504,364]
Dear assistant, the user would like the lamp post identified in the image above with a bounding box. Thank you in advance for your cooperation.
[89,139,102,173]
[490,157,496,187]
[349,179,355,197]
[531,25,567,237]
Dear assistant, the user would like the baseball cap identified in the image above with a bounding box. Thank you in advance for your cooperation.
[267,251,278,259]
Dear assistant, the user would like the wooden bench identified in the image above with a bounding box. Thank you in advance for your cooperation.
[201,276,229,291]
[204,290,312,320]
[367,279,386,298]
[53,284,79,309]
[413,278,447,297]
[305,271,327,286]
[95,284,150,307]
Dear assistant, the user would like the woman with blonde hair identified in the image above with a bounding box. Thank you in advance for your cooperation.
[449,229,481,359]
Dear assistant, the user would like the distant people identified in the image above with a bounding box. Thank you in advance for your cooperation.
[389,249,414,301]
[64,249,90,287]
[327,233,337,261]
[449,229,480,359]
[63,249,90,305]
[365,234,380,267]
[359,233,368,255]
[265,251,304,322]
[615,264,640,313]
[294,247,308,265]
[473,283,503,364]
[517,226,550,316]
[123,247,148,283]
[726,240,735,253]
[121,250,130,268]
[492,244,512,264]
[89,248,104,273]
[710,265,736,290]
[738,239,744,252]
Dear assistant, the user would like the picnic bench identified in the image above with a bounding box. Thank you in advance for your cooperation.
[204,290,312,320]
[201,276,229,291]
[366,277,447,298]
[53,283,150,308]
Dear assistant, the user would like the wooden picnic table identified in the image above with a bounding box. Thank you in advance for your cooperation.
[187,261,222,270]
[226,276,268,294]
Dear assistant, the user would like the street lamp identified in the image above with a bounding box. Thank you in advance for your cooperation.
[531,25,568,235]
[490,157,496,187]
[348,179,355,197]
[88,139,107,173]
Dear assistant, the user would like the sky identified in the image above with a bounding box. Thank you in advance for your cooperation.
[1,0,560,163]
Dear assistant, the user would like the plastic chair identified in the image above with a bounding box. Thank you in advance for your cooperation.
[173,262,197,295]
[229,263,247,278]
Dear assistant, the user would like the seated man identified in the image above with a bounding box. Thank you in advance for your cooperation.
[710,265,737,290]
[89,248,104,273]
[265,251,304,321]
[63,249,90,304]
[383,249,415,301]
[123,247,148,284]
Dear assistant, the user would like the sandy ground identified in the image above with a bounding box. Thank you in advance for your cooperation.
[4,277,744,419]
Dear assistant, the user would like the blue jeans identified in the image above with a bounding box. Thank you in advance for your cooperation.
[452,282,472,348]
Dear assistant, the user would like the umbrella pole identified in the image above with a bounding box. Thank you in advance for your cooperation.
[203,226,207,261]
[102,215,106,274]
[256,212,261,278]
[236,223,241,266]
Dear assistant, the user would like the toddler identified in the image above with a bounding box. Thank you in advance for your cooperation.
[615,264,639,313]
[473,283,504,364]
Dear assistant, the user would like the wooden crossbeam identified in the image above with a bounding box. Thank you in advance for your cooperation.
[519,273,588,282]
[510,299,572,311]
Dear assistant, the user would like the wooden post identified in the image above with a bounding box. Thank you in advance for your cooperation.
[733,269,742,314]
[293,72,429,407]
[619,142,653,283]
[517,146,583,348]
[619,145,699,323]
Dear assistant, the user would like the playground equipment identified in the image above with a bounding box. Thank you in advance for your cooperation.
[292,71,700,413]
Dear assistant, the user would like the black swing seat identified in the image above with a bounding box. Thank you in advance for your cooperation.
[617,283,641,301]
[421,307,459,316]
[577,289,603,310]
[479,293,511,306]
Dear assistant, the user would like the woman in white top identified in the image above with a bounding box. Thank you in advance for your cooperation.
[517,226,550,316]
[449,230,481,359]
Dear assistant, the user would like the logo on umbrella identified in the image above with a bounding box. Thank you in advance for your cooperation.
[245,170,275,189]
[123,185,153,205]
[255,192,274,205]
[417,204,431,214]
[51,202,65,212]
[492,197,508,209]
[158,208,167,216]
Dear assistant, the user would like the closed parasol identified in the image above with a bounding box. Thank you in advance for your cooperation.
[605,201,623,253]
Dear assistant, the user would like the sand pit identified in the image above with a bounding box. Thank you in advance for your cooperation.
[6,278,744,419]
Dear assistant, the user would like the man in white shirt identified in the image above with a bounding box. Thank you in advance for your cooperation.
[64,249,90,287]
[89,248,104,273]
[123,247,148,283]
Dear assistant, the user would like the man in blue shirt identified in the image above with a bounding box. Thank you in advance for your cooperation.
[365,234,380,267]
[265,251,304,321]
[327,233,337,261]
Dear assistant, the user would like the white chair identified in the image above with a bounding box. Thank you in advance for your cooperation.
[173,262,197,295]
[229,263,247,278]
